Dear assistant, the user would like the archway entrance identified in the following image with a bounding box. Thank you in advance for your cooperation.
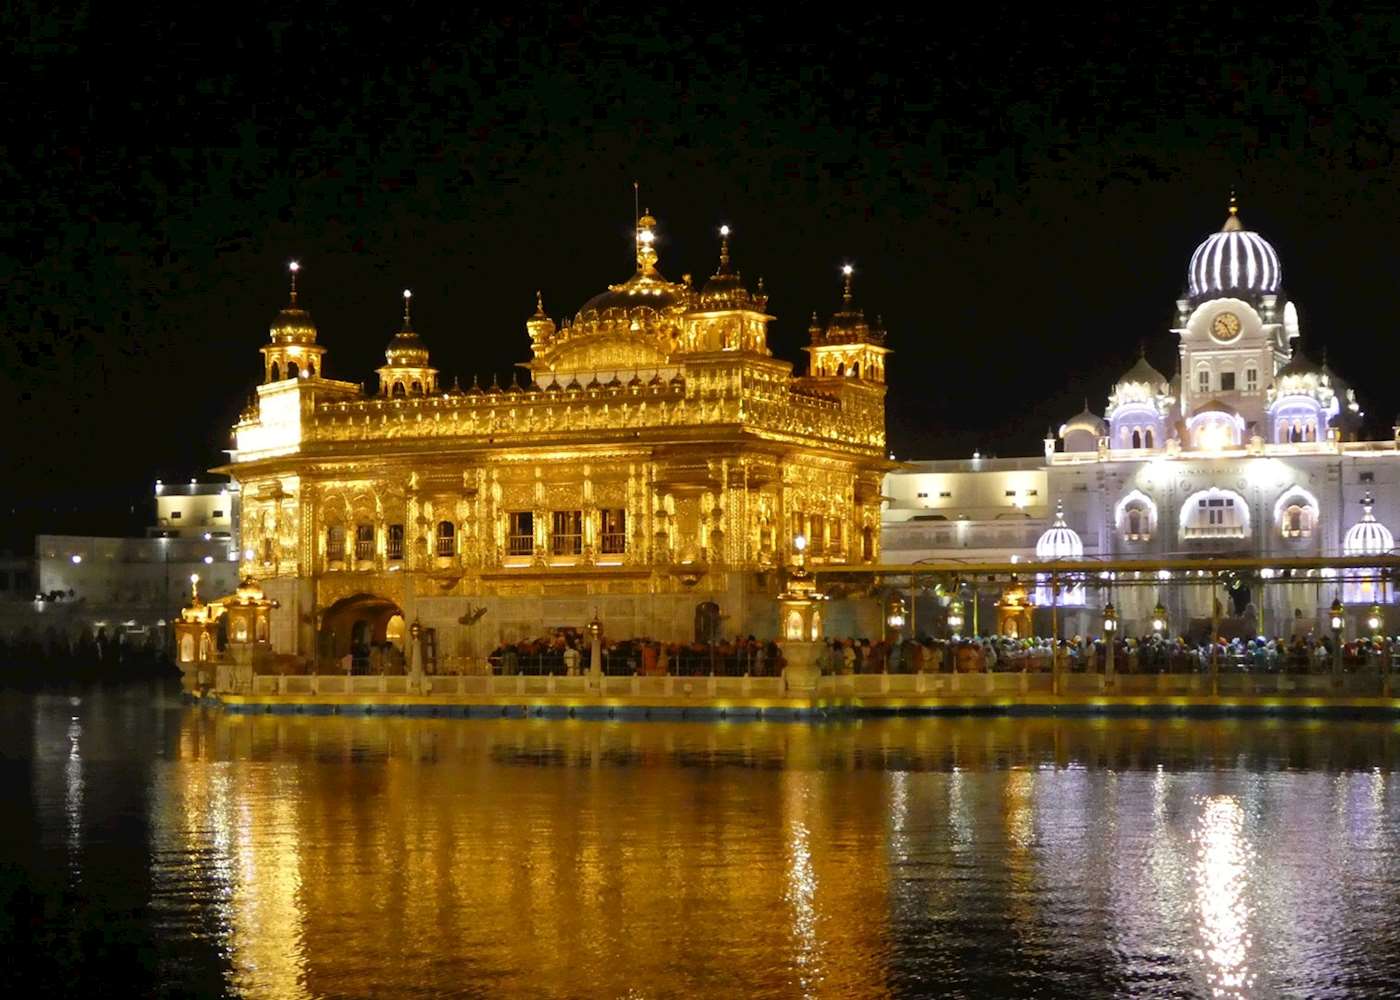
[319,594,404,673]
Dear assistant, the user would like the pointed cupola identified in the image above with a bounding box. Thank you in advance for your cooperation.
[261,261,328,382]
[679,224,774,355]
[375,289,438,398]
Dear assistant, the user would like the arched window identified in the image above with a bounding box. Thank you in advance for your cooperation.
[436,520,455,557]
[355,523,374,561]
[1131,429,1142,449]
[326,525,346,562]
[411,381,423,396]
[307,361,316,377]
[180,634,194,663]
[233,617,248,642]
[1144,428,1154,449]
[392,382,406,398]
[270,361,280,381]
[1283,505,1313,538]
[850,362,860,378]
[287,361,299,378]
[1116,489,1158,542]
[835,363,845,377]
[255,616,268,642]
[1179,488,1249,539]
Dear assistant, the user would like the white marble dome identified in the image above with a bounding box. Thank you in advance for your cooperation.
[1036,502,1084,559]
[1187,202,1282,299]
[1343,495,1395,556]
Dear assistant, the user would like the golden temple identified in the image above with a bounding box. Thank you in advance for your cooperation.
[218,213,889,667]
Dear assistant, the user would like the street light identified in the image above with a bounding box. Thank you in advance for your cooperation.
[946,596,965,636]
[886,595,907,631]
[1102,601,1118,684]
[1152,599,1167,636]
[1330,594,1345,677]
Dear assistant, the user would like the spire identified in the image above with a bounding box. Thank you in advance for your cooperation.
[1221,190,1243,232]
[402,288,412,329]
[533,289,546,317]
[717,224,732,273]
[288,260,300,304]
[635,208,658,275]
[841,263,854,308]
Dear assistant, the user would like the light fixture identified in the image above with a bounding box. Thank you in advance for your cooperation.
[190,573,200,585]
[1103,601,1118,633]
[719,224,730,237]
[203,555,214,565]
[886,595,907,630]
[1329,595,1345,633]
[793,534,807,553]
[1368,603,1383,634]
[70,554,82,565]
[947,596,965,633]
[1152,599,1167,635]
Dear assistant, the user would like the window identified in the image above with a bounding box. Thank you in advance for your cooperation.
[262,537,275,563]
[392,382,406,398]
[509,512,534,556]
[411,381,423,395]
[1127,509,1143,538]
[551,510,582,555]
[916,492,928,499]
[270,362,280,381]
[1220,372,1236,391]
[1144,429,1154,448]
[387,524,404,561]
[1197,369,1210,393]
[326,525,346,561]
[287,361,299,378]
[600,509,627,554]
[1131,429,1142,449]
[1180,490,1248,538]
[1282,505,1313,538]
[355,523,374,560]
[171,511,182,520]
[1361,472,1375,484]
[1246,367,1258,392]
[212,509,224,518]
[1027,490,1038,497]
[436,521,455,557]
[830,519,844,551]
[1005,490,1017,497]
[939,491,952,498]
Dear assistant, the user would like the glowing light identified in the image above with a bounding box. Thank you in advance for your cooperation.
[841,264,854,277]
[793,534,807,553]
[203,555,214,565]
[719,224,730,237]
[289,260,300,273]
[70,554,82,564]
[637,228,655,245]
[403,288,411,300]
[190,573,200,585]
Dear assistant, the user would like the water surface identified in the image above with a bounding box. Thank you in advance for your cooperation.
[4,688,1400,998]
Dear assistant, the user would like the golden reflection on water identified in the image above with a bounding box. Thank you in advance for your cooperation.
[125,710,1400,998]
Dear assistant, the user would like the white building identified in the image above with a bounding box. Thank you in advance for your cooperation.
[884,198,1399,638]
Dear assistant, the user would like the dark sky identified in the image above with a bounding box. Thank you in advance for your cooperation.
[4,4,1397,547]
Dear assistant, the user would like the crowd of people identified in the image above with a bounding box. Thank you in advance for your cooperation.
[0,626,176,686]
[484,629,1400,677]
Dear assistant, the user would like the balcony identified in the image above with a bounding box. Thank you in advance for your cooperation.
[508,535,534,557]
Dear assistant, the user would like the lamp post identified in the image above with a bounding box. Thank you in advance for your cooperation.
[1102,601,1117,687]
[1151,599,1167,637]
[1329,595,1345,678]
[946,595,964,638]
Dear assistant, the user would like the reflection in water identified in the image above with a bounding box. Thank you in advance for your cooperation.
[1194,796,1255,997]
[10,700,1400,997]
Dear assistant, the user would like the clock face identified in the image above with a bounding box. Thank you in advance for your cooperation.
[1212,311,1242,341]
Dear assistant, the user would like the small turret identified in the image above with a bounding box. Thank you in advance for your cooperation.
[375,289,439,398]
[260,261,328,383]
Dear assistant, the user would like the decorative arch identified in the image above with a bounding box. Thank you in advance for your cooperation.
[1115,489,1158,541]
[1273,485,1320,540]
[1179,487,1250,539]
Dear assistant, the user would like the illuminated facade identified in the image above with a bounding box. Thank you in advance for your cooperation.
[885,198,1399,635]
[220,215,888,664]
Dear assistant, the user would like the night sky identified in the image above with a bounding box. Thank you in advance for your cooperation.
[4,5,1397,548]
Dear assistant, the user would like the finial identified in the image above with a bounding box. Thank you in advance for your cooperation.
[717,224,731,272]
[1228,189,1238,216]
[190,573,200,604]
[450,375,461,393]
[841,263,854,307]
[1138,338,1147,358]
[402,288,412,328]
[635,209,658,273]
[757,276,765,293]
[534,290,545,316]
[288,260,300,304]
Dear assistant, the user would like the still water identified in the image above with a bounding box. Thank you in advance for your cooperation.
[5,689,1400,998]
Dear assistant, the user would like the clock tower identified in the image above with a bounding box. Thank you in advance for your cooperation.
[1172,196,1293,446]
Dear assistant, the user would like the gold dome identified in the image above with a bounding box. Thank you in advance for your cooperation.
[270,263,318,344]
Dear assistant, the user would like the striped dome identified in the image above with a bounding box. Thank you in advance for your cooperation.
[1343,495,1394,556]
[1187,201,1282,299]
[1036,502,1083,560]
